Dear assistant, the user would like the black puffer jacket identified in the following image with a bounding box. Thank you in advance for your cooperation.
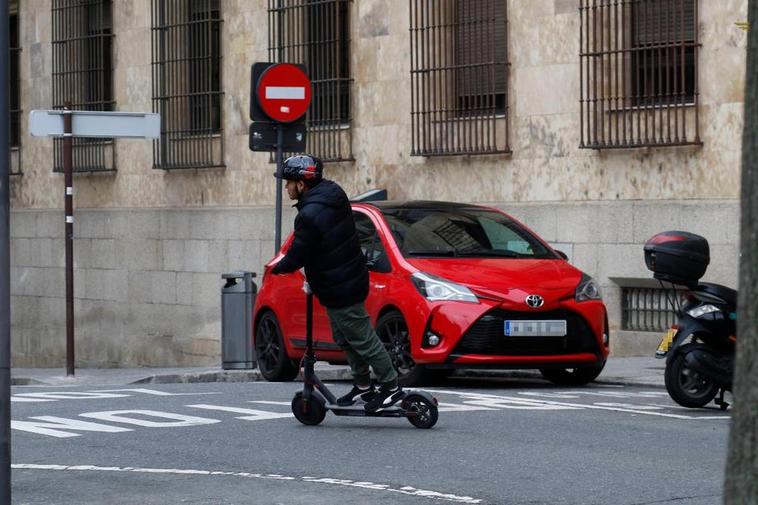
[272,180,369,308]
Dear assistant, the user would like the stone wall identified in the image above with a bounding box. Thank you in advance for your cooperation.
[8,0,748,366]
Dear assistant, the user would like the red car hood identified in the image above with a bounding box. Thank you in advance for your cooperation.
[406,258,582,301]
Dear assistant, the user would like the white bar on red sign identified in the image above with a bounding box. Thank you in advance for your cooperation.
[265,86,305,100]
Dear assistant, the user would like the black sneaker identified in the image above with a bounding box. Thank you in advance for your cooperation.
[336,385,376,406]
[364,385,405,412]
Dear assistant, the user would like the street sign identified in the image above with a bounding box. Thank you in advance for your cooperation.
[249,122,307,152]
[255,63,312,123]
[27,108,160,379]
[29,110,160,138]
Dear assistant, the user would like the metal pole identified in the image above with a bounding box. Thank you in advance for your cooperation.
[63,105,74,376]
[0,0,13,501]
[274,123,284,253]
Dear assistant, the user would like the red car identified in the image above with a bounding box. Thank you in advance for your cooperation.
[253,201,609,386]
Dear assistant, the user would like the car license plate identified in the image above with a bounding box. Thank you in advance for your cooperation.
[655,327,677,358]
[504,320,566,337]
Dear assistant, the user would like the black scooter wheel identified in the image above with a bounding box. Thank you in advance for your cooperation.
[402,394,438,429]
[292,392,326,426]
[664,345,719,408]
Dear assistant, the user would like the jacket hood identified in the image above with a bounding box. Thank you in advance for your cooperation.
[298,180,348,209]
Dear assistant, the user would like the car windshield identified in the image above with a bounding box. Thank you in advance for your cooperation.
[380,207,557,259]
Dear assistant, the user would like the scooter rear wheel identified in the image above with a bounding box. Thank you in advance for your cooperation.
[292,392,327,426]
[402,394,438,429]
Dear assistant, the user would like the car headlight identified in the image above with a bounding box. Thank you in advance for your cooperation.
[575,274,602,302]
[411,272,479,303]
[687,304,721,318]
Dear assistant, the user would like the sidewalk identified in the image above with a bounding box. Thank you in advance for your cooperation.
[10,357,665,388]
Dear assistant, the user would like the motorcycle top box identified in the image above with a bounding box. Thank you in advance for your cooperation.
[644,231,710,288]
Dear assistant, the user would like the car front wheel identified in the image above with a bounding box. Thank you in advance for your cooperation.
[255,311,299,382]
[539,363,605,386]
[375,310,427,386]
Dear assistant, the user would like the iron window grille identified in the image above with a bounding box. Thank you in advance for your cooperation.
[579,0,701,150]
[267,0,353,162]
[9,9,21,175]
[52,0,115,173]
[409,0,510,157]
[621,286,686,332]
[151,0,224,170]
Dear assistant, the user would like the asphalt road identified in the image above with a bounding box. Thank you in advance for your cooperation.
[10,378,730,505]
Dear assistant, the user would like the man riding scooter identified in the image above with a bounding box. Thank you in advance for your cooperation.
[270,154,404,412]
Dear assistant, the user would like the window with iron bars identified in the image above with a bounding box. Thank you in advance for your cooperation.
[409,0,510,157]
[9,7,22,175]
[151,0,224,170]
[579,0,701,149]
[621,286,686,332]
[52,0,115,173]
[267,0,353,162]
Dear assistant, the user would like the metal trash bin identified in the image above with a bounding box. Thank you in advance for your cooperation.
[221,271,257,370]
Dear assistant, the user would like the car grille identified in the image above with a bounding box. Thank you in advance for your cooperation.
[452,309,599,356]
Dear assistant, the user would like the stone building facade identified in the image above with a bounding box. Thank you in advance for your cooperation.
[8,0,747,367]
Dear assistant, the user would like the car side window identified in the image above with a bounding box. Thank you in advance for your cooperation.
[353,212,391,273]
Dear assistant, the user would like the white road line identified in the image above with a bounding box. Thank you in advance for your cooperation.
[91,388,220,397]
[188,404,292,421]
[12,464,483,504]
[249,401,292,406]
[429,389,729,419]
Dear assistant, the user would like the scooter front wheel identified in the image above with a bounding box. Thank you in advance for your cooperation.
[292,392,327,426]
[402,394,438,429]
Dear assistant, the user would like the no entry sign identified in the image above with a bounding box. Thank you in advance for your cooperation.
[256,63,312,123]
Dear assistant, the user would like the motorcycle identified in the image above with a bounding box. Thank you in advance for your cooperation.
[644,231,736,410]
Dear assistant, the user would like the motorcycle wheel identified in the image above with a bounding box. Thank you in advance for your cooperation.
[664,346,719,408]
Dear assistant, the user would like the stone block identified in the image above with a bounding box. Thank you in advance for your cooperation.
[207,240,230,273]
[515,64,579,117]
[185,240,210,273]
[176,272,194,306]
[35,212,61,239]
[122,239,162,272]
[84,269,106,301]
[10,211,36,238]
[151,271,177,305]
[192,273,222,308]
[128,271,153,304]
[10,238,31,267]
[160,211,191,239]
[681,201,738,245]
[632,202,682,243]
[611,330,663,357]
[571,243,599,278]
[90,239,118,269]
[597,243,648,282]
[162,240,186,272]
[103,269,129,303]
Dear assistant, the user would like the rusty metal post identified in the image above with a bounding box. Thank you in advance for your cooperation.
[63,105,75,376]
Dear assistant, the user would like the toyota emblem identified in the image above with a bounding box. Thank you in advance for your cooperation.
[525,294,544,308]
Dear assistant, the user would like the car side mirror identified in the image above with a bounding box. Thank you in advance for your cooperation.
[555,250,569,261]
[366,250,391,273]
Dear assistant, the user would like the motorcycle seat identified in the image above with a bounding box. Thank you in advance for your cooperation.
[695,282,737,307]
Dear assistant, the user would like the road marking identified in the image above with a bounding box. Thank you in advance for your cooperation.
[249,401,292,406]
[13,392,130,401]
[80,410,220,428]
[11,416,134,438]
[10,397,56,403]
[91,388,220,397]
[188,404,292,421]
[430,390,729,419]
[12,464,483,504]
[436,402,497,413]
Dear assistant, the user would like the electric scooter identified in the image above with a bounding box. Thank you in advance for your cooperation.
[291,282,439,429]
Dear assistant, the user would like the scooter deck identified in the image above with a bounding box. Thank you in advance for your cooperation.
[325,403,407,418]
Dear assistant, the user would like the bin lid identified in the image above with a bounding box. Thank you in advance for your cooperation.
[222,271,257,292]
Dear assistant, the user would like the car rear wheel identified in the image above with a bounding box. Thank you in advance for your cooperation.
[255,311,299,382]
[539,363,605,386]
[375,311,427,386]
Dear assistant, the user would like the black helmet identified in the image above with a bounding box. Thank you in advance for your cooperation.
[274,154,323,183]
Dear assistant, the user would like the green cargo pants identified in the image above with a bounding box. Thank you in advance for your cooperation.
[326,303,398,387]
